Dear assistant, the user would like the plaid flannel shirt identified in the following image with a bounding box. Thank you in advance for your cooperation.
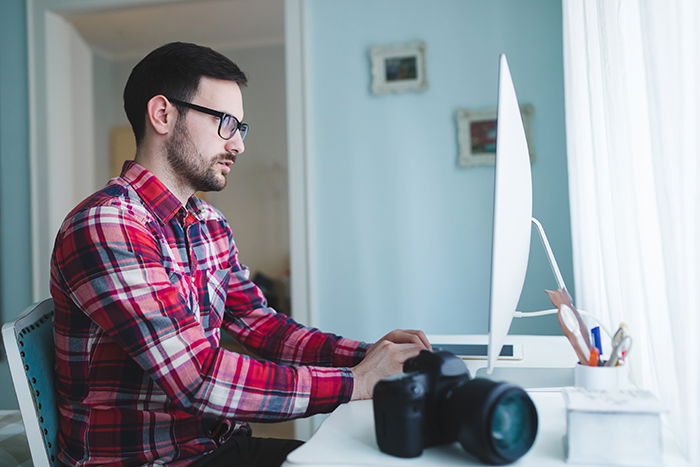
[50,161,368,466]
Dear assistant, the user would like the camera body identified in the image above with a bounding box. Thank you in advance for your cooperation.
[373,351,469,457]
[373,350,538,465]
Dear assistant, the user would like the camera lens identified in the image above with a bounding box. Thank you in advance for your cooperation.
[446,379,537,465]
[489,390,536,461]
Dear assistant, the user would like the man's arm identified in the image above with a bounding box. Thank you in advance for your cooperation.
[219,245,369,367]
[223,304,370,367]
[219,242,432,398]
[220,244,432,369]
[54,205,354,421]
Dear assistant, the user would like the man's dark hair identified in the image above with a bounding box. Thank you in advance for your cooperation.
[123,42,247,145]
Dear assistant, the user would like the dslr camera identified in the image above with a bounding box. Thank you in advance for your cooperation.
[373,350,537,465]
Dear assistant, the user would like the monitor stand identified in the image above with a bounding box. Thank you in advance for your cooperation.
[531,217,568,293]
[431,217,574,383]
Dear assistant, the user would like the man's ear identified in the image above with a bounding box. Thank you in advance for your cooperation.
[146,95,177,136]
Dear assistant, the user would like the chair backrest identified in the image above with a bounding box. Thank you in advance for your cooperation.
[2,299,58,466]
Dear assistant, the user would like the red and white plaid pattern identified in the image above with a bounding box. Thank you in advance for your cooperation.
[51,161,368,465]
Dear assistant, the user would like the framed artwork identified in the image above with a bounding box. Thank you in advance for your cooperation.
[370,41,427,95]
[456,104,534,167]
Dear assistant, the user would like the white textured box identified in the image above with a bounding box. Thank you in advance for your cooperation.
[564,388,663,465]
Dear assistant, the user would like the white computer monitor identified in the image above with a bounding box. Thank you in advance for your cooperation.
[486,54,533,374]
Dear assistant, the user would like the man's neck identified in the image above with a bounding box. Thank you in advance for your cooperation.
[134,150,194,206]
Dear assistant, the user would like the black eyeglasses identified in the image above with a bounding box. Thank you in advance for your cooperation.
[168,98,249,141]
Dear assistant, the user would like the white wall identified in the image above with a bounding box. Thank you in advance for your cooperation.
[30,12,97,299]
[92,53,124,184]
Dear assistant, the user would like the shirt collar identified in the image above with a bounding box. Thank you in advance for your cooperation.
[120,160,203,224]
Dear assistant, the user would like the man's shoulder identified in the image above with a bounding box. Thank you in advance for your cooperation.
[62,179,152,227]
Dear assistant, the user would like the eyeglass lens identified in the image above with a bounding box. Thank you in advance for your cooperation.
[220,114,249,141]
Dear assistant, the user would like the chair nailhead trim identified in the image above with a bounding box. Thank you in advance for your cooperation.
[16,308,57,462]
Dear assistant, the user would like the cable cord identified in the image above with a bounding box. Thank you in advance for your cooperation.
[514,308,613,339]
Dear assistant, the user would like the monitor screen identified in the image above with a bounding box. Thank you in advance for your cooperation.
[486,54,533,374]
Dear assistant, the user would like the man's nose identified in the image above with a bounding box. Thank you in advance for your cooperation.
[225,132,245,155]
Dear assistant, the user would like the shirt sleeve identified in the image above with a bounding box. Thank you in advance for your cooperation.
[53,204,354,421]
[220,241,370,368]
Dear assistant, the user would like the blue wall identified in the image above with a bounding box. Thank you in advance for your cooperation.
[0,0,32,409]
[306,0,572,340]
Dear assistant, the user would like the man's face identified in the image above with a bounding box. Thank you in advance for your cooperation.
[166,77,245,193]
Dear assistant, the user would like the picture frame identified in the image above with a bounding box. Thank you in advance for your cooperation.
[456,104,534,167]
[370,41,427,95]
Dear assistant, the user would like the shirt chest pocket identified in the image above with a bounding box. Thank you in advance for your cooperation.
[165,266,229,326]
[167,267,191,299]
[200,267,230,329]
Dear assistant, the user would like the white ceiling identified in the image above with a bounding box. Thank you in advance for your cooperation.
[65,0,284,61]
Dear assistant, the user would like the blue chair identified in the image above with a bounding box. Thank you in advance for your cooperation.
[2,299,58,466]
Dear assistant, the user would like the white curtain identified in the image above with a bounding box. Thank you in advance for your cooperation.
[563,0,699,462]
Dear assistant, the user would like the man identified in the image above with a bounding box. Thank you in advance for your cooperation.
[50,42,430,466]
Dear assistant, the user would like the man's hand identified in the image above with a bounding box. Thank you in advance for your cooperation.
[367,329,431,354]
[350,329,431,400]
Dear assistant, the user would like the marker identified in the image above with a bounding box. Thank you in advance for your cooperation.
[588,347,600,367]
[591,326,603,357]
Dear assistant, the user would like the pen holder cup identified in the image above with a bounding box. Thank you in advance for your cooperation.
[574,363,629,391]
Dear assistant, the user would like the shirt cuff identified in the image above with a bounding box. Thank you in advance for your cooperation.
[331,338,370,367]
[305,366,355,416]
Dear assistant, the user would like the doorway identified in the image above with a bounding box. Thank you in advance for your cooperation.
[29,0,297,440]
[30,0,290,309]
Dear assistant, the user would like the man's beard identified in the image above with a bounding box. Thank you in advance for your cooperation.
[165,116,230,193]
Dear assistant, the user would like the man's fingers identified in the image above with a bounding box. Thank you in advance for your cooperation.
[410,330,431,350]
[391,342,424,362]
[383,329,432,350]
[352,341,429,401]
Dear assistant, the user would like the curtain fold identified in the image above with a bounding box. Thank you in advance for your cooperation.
[562,0,699,461]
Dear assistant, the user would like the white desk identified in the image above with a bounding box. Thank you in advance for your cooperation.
[284,335,688,466]
[283,391,688,466]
